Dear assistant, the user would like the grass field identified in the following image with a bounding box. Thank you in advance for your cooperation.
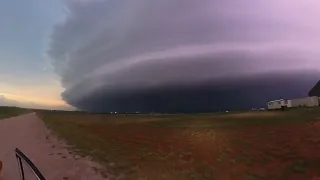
[38,108,320,180]
[0,106,30,119]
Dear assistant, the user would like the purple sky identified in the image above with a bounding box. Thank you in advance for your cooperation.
[2,0,320,110]
[46,0,320,111]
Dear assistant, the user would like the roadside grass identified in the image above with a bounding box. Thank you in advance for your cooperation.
[290,160,308,174]
[150,107,320,128]
[38,107,320,179]
[0,106,31,119]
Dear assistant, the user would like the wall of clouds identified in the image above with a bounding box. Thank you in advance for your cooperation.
[48,0,320,112]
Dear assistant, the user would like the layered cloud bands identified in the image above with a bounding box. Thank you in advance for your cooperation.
[48,0,320,112]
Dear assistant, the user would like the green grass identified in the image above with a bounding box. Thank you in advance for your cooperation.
[0,106,31,119]
[290,160,308,174]
[149,107,320,128]
[39,107,320,129]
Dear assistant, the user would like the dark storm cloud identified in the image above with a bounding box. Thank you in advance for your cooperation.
[48,0,320,112]
[65,71,320,113]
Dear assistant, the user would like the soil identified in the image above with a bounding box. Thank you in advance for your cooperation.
[0,113,110,180]
[88,120,320,179]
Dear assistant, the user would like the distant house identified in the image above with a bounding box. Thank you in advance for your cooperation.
[268,80,320,110]
[309,80,320,97]
[291,96,319,108]
[267,99,291,110]
[268,97,320,110]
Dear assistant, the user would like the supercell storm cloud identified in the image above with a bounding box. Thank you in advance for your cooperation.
[48,0,320,112]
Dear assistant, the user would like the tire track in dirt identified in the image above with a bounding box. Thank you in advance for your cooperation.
[0,113,111,180]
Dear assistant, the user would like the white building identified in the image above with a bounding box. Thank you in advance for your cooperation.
[291,96,319,108]
[268,80,320,110]
[268,96,320,110]
[267,99,291,110]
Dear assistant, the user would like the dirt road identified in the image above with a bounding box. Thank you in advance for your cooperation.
[0,113,109,180]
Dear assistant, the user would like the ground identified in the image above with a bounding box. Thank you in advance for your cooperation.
[0,112,110,180]
[37,108,320,180]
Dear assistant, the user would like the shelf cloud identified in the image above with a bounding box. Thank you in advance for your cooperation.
[48,0,320,112]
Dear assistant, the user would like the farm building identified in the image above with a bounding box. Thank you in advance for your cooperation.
[309,80,320,97]
[268,97,320,110]
[291,96,319,108]
[267,99,291,110]
[268,80,320,110]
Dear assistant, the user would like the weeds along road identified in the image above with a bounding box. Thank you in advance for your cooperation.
[0,113,110,180]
